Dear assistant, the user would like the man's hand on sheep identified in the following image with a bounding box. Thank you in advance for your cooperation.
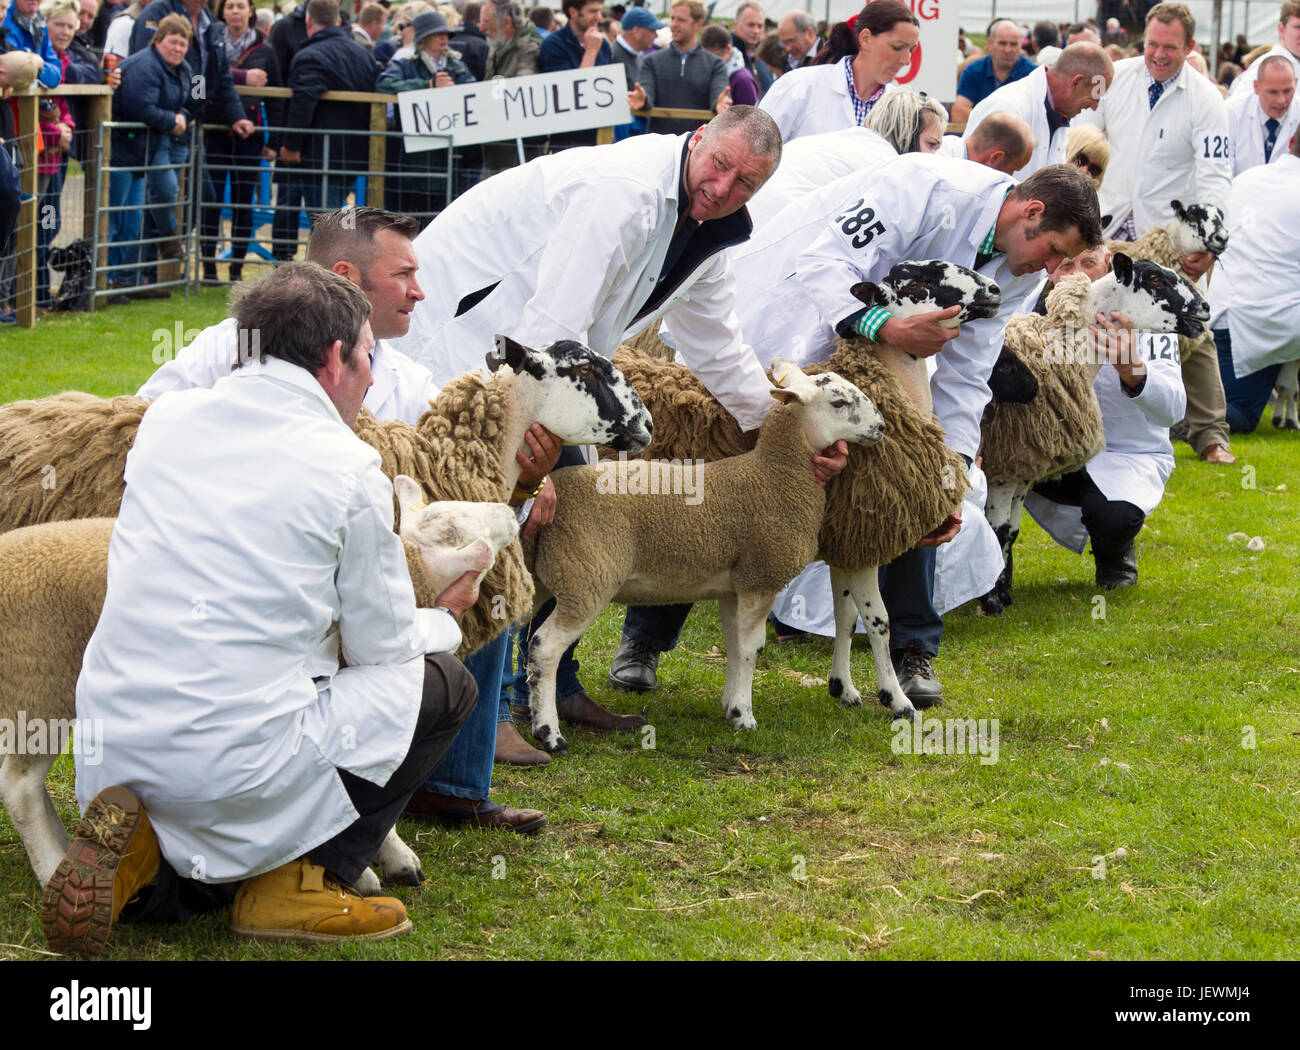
[513,424,562,494]
[1090,309,1146,391]
[878,305,964,358]
[435,570,482,622]
[522,480,556,538]
[916,507,963,547]
[1179,251,1213,283]
[811,439,849,486]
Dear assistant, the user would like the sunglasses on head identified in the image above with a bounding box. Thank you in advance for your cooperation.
[1073,152,1104,179]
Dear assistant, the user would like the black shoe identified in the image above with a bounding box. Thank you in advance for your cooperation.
[771,616,811,644]
[890,642,944,708]
[229,265,243,284]
[1095,542,1138,589]
[608,634,661,693]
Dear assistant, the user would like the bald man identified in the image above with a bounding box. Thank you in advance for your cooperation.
[937,110,1036,173]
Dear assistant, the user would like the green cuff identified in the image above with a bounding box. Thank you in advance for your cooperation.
[854,306,892,341]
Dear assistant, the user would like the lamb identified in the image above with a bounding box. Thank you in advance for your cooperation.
[523,361,885,753]
[978,255,1210,614]
[0,338,652,892]
[0,484,517,893]
[610,260,1007,720]
[0,336,653,656]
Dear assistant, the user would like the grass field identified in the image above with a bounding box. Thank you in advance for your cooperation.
[1,293,1297,960]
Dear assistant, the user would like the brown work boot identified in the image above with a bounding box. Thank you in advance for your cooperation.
[494,720,551,766]
[556,690,646,733]
[41,785,160,957]
[230,858,412,945]
[403,790,547,834]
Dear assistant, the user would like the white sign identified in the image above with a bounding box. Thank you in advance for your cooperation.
[894,0,960,103]
[398,65,632,151]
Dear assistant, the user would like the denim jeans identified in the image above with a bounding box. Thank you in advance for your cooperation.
[421,628,509,801]
[107,166,144,288]
[1215,328,1282,434]
[146,135,190,238]
[879,545,941,656]
[621,604,692,651]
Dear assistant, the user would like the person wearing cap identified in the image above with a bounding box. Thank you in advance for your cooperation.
[611,5,661,138]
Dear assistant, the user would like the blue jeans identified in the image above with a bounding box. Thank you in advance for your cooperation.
[879,545,941,656]
[107,166,144,288]
[420,629,509,801]
[1215,327,1282,434]
[146,135,189,238]
[622,604,692,651]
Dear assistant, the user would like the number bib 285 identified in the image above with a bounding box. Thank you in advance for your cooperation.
[834,198,887,249]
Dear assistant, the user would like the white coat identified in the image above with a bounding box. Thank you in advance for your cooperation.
[76,357,461,882]
[1225,89,1300,175]
[1025,333,1186,552]
[936,134,966,159]
[138,318,441,426]
[1074,57,1232,238]
[964,65,1067,180]
[389,133,773,432]
[745,127,896,229]
[1228,44,1300,98]
[1207,153,1300,378]
[753,153,1043,460]
[758,58,898,142]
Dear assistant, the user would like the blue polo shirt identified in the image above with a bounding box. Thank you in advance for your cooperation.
[956,54,1036,107]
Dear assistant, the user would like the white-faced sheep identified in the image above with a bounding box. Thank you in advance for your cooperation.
[608,261,1004,723]
[0,484,518,892]
[978,256,1210,614]
[523,361,885,754]
[0,339,652,892]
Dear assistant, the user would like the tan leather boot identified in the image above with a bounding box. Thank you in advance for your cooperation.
[230,859,412,944]
[42,785,161,957]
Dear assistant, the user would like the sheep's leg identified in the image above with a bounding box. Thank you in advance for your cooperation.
[997,483,1030,608]
[374,825,423,888]
[980,480,1020,616]
[0,752,69,888]
[1274,360,1300,430]
[840,567,916,721]
[526,597,604,754]
[716,591,774,730]
[827,566,863,707]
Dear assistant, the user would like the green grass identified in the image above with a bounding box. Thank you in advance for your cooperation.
[1,307,1298,960]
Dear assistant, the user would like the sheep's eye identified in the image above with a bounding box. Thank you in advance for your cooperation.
[829,398,848,409]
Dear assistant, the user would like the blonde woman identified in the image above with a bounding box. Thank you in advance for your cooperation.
[1065,124,1109,190]
[864,87,949,153]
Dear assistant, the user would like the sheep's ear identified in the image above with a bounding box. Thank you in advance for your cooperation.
[769,358,810,403]
[770,387,803,405]
[850,281,884,307]
[1170,199,1186,218]
[393,475,426,530]
[1112,251,1134,286]
[487,335,531,373]
[1100,214,1112,230]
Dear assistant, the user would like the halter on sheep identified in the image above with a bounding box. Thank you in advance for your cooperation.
[524,361,885,754]
[978,255,1210,615]
[608,261,1003,724]
[0,337,652,892]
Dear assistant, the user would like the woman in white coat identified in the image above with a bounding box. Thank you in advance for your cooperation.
[1023,246,1188,588]
[757,0,916,142]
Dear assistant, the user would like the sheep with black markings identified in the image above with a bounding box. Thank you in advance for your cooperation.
[977,256,1210,614]
[523,361,885,753]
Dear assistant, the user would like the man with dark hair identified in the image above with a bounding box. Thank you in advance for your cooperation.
[42,261,482,955]
[539,0,609,71]
[451,1,488,79]
[1031,19,1060,55]
[732,1,774,95]
[951,17,1035,122]
[529,5,554,37]
[1075,1,1234,464]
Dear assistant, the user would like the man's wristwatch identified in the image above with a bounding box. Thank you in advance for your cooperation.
[513,474,547,501]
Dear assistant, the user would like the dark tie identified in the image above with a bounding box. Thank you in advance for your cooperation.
[1148,79,1165,109]
[1265,117,1281,159]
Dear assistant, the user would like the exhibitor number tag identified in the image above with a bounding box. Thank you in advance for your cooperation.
[834,198,887,249]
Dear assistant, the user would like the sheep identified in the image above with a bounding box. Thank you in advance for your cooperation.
[977,255,1211,614]
[609,261,1006,720]
[0,337,653,656]
[1272,360,1300,431]
[523,361,886,754]
[0,485,518,893]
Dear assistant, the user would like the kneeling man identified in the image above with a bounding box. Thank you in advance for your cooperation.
[43,264,481,954]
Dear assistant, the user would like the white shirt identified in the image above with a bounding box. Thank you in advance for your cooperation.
[936,134,966,159]
[758,60,897,142]
[391,133,774,431]
[1025,333,1186,551]
[103,14,134,59]
[964,65,1067,180]
[1228,43,1300,97]
[1207,153,1300,378]
[744,127,896,230]
[138,317,441,426]
[1074,56,1231,238]
[76,357,460,882]
[1226,88,1300,175]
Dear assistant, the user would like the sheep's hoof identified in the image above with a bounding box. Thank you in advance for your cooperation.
[829,676,863,707]
[353,867,383,897]
[381,862,424,888]
[978,592,1004,617]
[535,729,568,755]
[1287,419,1300,432]
[727,707,757,730]
[880,690,916,721]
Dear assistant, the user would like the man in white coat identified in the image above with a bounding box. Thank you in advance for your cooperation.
[43,264,482,955]
[1209,132,1300,432]
[963,43,1114,180]
[1228,0,1300,98]
[1073,2,1235,466]
[936,111,1037,174]
[1023,246,1188,588]
[1226,55,1299,175]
